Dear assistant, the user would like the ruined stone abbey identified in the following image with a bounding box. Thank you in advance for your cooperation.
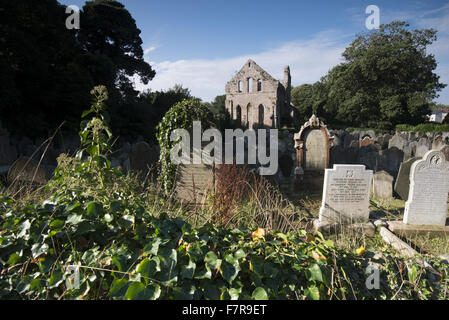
[225,59,297,129]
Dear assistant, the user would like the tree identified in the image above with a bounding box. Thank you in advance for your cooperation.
[156,99,214,194]
[291,84,315,123]
[0,0,157,140]
[204,95,232,130]
[78,0,155,96]
[0,0,93,136]
[291,82,330,124]
[319,21,446,129]
[123,85,198,143]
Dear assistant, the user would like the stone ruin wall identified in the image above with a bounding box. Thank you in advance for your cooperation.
[225,61,288,129]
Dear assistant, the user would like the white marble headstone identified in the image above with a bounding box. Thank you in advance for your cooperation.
[319,165,373,224]
[403,150,449,226]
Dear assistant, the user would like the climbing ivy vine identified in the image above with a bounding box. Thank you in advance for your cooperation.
[156,99,214,195]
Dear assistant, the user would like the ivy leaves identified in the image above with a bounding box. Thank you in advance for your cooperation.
[156,99,214,194]
[0,186,346,301]
[2,191,449,300]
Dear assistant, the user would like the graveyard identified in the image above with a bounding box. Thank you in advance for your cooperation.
[1,1,449,302]
[1,92,449,300]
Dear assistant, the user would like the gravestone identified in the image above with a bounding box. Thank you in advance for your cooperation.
[357,144,379,169]
[443,132,449,142]
[294,115,333,190]
[388,135,407,150]
[417,137,430,149]
[415,144,429,157]
[360,130,376,141]
[383,147,404,175]
[408,132,416,141]
[330,145,346,165]
[18,136,33,156]
[432,136,446,150]
[373,171,393,200]
[403,141,418,161]
[0,132,16,165]
[403,150,449,226]
[303,129,326,169]
[394,157,421,201]
[343,133,358,149]
[175,163,216,202]
[279,154,294,177]
[349,140,359,149]
[379,134,392,150]
[360,136,374,147]
[319,164,373,224]
[7,156,48,185]
[332,134,342,147]
[129,142,159,174]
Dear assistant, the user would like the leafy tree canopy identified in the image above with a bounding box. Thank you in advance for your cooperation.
[0,0,156,139]
[291,21,446,129]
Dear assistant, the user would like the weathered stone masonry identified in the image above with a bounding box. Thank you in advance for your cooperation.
[225,59,297,129]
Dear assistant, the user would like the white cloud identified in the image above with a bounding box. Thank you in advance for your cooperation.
[144,46,158,55]
[136,4,449,104]
[136,30,348,102]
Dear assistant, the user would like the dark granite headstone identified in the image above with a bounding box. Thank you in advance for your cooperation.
[394,156,421,200]
[279,154,294,177]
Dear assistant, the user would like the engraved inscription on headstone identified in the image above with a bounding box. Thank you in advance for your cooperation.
[319,165,373,224]
[403,150,449,226]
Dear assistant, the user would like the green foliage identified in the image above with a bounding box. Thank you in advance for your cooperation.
[0,0,93,135]
[2,188,448,300]
[395,123,449,133]
[293,21,446,129]
[429,102,449,111]
[1,86,449,300]
[156,99,214,195]
[0,0,155,139]
[128,85,198,143]
[80,0,155,87]
[291,83,328,124]
[202,95,233,131]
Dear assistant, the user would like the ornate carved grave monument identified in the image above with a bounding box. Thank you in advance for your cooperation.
[294,115,333,190]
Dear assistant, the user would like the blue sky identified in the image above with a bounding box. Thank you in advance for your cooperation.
[59,0,449,103]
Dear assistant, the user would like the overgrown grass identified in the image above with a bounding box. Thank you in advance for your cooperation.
[173,164,307,233]
[404,234,449,256]
[370,198,405,220]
